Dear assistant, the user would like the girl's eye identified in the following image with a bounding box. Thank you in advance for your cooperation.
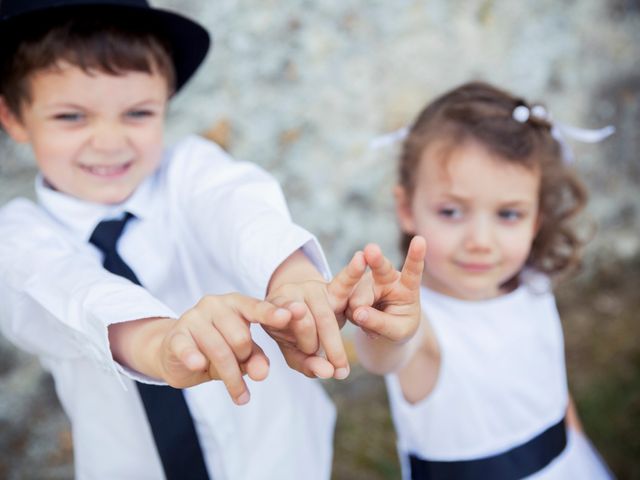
[438,206,463,219]
[498,209,523,221]
[126,109,155,119]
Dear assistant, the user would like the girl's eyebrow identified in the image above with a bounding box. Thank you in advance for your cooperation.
[498,199,537,207]
[436,193,536,207]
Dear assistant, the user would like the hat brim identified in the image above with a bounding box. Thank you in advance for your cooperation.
[0,3,211,93]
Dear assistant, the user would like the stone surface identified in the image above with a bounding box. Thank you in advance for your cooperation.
[0,1,638,478]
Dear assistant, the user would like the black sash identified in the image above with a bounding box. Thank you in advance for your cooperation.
[409,417,567,480]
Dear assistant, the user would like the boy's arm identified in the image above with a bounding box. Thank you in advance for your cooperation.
[0,199,177,362]
[350,236,433,374]
[169,138,366,378]
[108,294,291,405]
[0,200,282,404]
[265,248,367,379]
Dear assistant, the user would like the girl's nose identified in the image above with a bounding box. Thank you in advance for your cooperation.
[463,216,493,252]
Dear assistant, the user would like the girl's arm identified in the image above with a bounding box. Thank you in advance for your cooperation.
[350,237,439,380]
[566,394,584,433]
[354,312,426,375]
[396,320,441,404]
[355,309,441,406]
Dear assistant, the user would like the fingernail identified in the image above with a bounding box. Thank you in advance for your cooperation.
[312,369,332,379]
[334,367,350,380]
[236,391,250,405]
[355,310,367,323]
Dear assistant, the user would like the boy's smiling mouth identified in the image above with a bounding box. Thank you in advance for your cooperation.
[79,161,133,178]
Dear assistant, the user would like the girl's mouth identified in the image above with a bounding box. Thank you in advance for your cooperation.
[456,262,494,273]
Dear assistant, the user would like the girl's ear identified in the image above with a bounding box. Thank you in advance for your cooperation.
[394,185,416,234]
[0,97,28,143]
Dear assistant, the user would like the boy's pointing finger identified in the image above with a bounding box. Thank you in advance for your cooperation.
[232,295,292,330]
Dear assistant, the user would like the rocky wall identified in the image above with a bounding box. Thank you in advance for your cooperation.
[0,1,638,477]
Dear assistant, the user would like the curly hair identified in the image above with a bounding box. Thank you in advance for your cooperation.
[398,81,588,281]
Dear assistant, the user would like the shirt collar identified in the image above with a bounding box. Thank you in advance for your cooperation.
[36,173,157,242]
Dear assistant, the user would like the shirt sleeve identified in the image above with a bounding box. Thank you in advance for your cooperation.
[168,136,331,298]
[0,198,178,384]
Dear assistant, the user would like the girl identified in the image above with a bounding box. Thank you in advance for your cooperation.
[351,82,614,479]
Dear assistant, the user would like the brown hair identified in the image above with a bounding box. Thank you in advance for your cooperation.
[0,10,175,118]
[398,81,588,281]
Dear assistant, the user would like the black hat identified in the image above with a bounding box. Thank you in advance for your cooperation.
[0,0,211,92]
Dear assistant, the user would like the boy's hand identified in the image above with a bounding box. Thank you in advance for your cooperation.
[265,251,366,379]
[349,236,426,343]
[110,294,291,406]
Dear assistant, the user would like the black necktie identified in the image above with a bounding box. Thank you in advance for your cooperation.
[89,213,210,480]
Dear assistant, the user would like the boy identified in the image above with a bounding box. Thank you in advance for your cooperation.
[0,1,367,478]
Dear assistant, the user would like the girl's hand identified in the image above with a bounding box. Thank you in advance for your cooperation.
[348,236,426,343]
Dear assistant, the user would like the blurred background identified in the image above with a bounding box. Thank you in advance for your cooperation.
[0,0,638,478]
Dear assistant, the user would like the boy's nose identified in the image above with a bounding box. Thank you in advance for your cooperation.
[463,216,493,252]
[90,123,128,153]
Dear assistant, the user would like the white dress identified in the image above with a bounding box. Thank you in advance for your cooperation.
[385,275,614,480]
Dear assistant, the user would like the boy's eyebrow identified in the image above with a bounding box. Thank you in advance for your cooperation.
[436,192,471,202]
[128,98,166,107]
[43,98,165,110]
[42,102,85,110]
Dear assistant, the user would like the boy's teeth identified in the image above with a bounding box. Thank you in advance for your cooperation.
[86,164,127,175]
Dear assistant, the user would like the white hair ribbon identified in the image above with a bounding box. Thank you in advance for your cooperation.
[369,126,409,150]
[369,105,615,161]
[512,104,615,163]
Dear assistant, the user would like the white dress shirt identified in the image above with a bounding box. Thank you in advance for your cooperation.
[0,135,336,480]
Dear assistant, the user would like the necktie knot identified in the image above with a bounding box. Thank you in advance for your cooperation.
[89,212,134,253]
[89,212,140,285]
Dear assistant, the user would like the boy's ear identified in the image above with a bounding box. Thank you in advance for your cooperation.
[394,185,416,234]
[0,96,28,143]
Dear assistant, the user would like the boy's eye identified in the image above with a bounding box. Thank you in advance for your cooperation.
[438,206,463,219]
[53,112,84,122]
[126,109,155,119]
[498,209,523,221]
